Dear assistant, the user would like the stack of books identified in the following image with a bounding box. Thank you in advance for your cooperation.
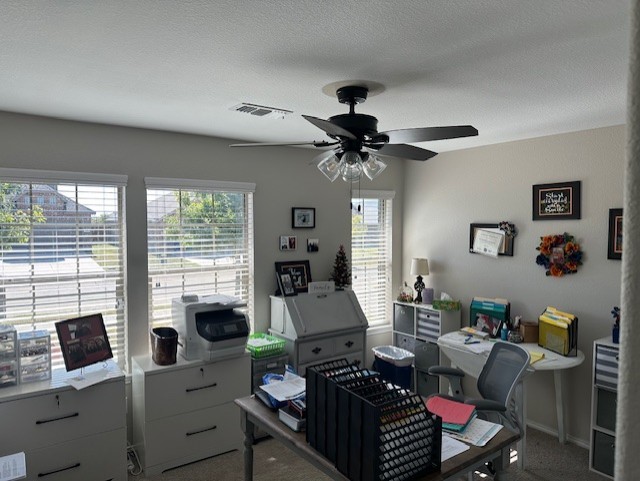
[426,396,476,432]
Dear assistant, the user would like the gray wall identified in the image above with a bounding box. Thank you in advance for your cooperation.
[0,110,400,363]
[402,124,625,446]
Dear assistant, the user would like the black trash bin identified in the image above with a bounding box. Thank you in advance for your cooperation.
[150,327,178,365]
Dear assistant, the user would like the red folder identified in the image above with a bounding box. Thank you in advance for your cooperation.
[425,396,476,426]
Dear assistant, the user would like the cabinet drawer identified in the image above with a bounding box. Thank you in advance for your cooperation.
[394,333,416,353]
[26,428,126,481]
[298,352,363,377]
[393,304,414,335]
[414,339,439,371]
[416,308,441,342]
[0,379,124,452]
[333,333,364,356]
[144,355,250,421]
[416,369,438,398]
[144,401,242,468]
[298,338,335,364]
[595,345,619,391]
[595,388,617,432]
[592,431,615,477]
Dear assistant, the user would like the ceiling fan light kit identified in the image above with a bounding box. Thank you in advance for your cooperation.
[231,82,478,183]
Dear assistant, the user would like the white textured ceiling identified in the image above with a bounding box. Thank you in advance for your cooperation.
[0,1,631,154]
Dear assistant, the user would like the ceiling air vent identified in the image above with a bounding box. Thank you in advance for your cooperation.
[230,103,292,120]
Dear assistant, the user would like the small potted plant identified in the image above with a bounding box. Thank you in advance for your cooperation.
[611,306,620,344]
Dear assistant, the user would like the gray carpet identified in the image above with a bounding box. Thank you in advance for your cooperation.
[128,428,606,481]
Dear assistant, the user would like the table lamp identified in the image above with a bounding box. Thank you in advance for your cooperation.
[410,258,430,304]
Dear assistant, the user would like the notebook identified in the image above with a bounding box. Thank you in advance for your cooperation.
[426,396,476,426]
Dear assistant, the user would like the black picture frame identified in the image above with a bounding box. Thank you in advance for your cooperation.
[292,207,316,229]
[275,260,312,293]
[276,272,297,296]
[608,208,623,260]
[55,313,113,372]
[532,181,581,220]
[469,223,514,256]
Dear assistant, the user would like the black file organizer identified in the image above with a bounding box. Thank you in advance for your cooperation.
[307,360,442,481]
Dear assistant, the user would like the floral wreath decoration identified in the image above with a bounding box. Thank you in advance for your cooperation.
[535,233,583,277]
[498,221,517,238]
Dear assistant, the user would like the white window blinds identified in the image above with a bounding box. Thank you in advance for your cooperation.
[351,192,393,326]
[145,178,255,328]
[0,170,127,370]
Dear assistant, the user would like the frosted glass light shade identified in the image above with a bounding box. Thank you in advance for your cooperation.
[317,153,341,182]
[410,258,429,275]
[362,154,387,180]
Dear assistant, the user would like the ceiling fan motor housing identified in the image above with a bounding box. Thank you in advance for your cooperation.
[329,113,378,140]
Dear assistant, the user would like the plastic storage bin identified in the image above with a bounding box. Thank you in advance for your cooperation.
[18,330,51,383]
[0,324,18,387]
[246,333,285,359]
[372,345,415,389]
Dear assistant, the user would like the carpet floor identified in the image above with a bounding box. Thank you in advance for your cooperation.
[128,427,607,481]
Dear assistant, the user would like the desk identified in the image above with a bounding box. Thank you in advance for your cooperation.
[437,332,584,467]
[235,395,519,481]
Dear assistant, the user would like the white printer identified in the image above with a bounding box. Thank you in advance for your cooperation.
[172,294,250,361]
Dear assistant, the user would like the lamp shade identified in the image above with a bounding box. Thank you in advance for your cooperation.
[410,258,429,276]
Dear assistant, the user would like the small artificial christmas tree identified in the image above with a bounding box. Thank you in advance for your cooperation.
[330,244,351,288]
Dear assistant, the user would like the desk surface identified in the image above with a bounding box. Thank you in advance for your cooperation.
[438,332,584,377]
[235,395,519,481]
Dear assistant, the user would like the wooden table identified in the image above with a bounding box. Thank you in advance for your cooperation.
[235,395,519,481]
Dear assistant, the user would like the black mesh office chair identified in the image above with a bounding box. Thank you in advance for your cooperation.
[428,342,531,437]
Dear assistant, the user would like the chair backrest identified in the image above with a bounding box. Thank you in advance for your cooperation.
[477,342,531,408]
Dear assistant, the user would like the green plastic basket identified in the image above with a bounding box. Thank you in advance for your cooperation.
[246,333,286,359]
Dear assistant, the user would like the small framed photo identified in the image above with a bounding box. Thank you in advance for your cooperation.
[276,273,297,296]
[55,313,113,372]
[279,235,297,251]
[307,238,319,252]
[292,207,316,229]
[608,208,623,260]
[532,181,581,220]
[275,260,312,293]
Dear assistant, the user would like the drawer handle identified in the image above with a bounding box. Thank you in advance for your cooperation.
[186,382,218,393]
[38,462,80,477]
[345,341,354,348]
[266,362,278,369]
[186,425,218,436]
[36,412,79,425]
[312,347,322,355]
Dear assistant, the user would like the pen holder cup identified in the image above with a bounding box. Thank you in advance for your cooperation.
[150,327,178,365]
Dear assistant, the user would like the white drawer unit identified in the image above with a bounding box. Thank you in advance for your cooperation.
[392,301,461,397]
[269,291,368,375]
[0,361,126,481]
[589,337,619,479]
[132,353,251,477]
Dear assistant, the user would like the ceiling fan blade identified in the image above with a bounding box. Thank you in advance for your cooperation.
[230,140,338,148]
[302,115,357,140]
[376,125,478,144]
[368,143,438,161]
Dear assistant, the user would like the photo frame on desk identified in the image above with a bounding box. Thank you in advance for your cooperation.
[275,260,312,293]
[469,223,513,256]
[55,313,113,372]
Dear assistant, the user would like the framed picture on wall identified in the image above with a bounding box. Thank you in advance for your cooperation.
[292,207,315,228]
[608,208,623,260]
[469,223,514,256]
[532,181,581,220]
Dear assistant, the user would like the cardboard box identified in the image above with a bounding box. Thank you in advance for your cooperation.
[519,321,539,343]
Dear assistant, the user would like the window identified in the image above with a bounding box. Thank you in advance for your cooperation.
[145,178,255,328]
[0,169,127,371]
[351,191,394,326]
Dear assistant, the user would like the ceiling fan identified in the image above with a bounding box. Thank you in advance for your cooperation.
[230,85,478,182]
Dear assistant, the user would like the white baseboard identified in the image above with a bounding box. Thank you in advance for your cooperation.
[526,420,589,450]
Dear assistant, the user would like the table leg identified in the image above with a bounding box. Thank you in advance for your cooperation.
[515,379,526,469]
[554,369,567,443]
[240,410,255,481]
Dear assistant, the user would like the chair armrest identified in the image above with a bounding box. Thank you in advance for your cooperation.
[464,398,507,413]
[427,366,465,378]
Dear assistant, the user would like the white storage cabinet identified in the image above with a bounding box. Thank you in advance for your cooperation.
[392,301,461,397]
[269,291,368,375]
[0,361,126,481]
[132,353,251,476]
[589,337,618,479]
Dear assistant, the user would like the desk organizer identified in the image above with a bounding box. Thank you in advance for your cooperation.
[307,359,441,481]
[0,324,18,387]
